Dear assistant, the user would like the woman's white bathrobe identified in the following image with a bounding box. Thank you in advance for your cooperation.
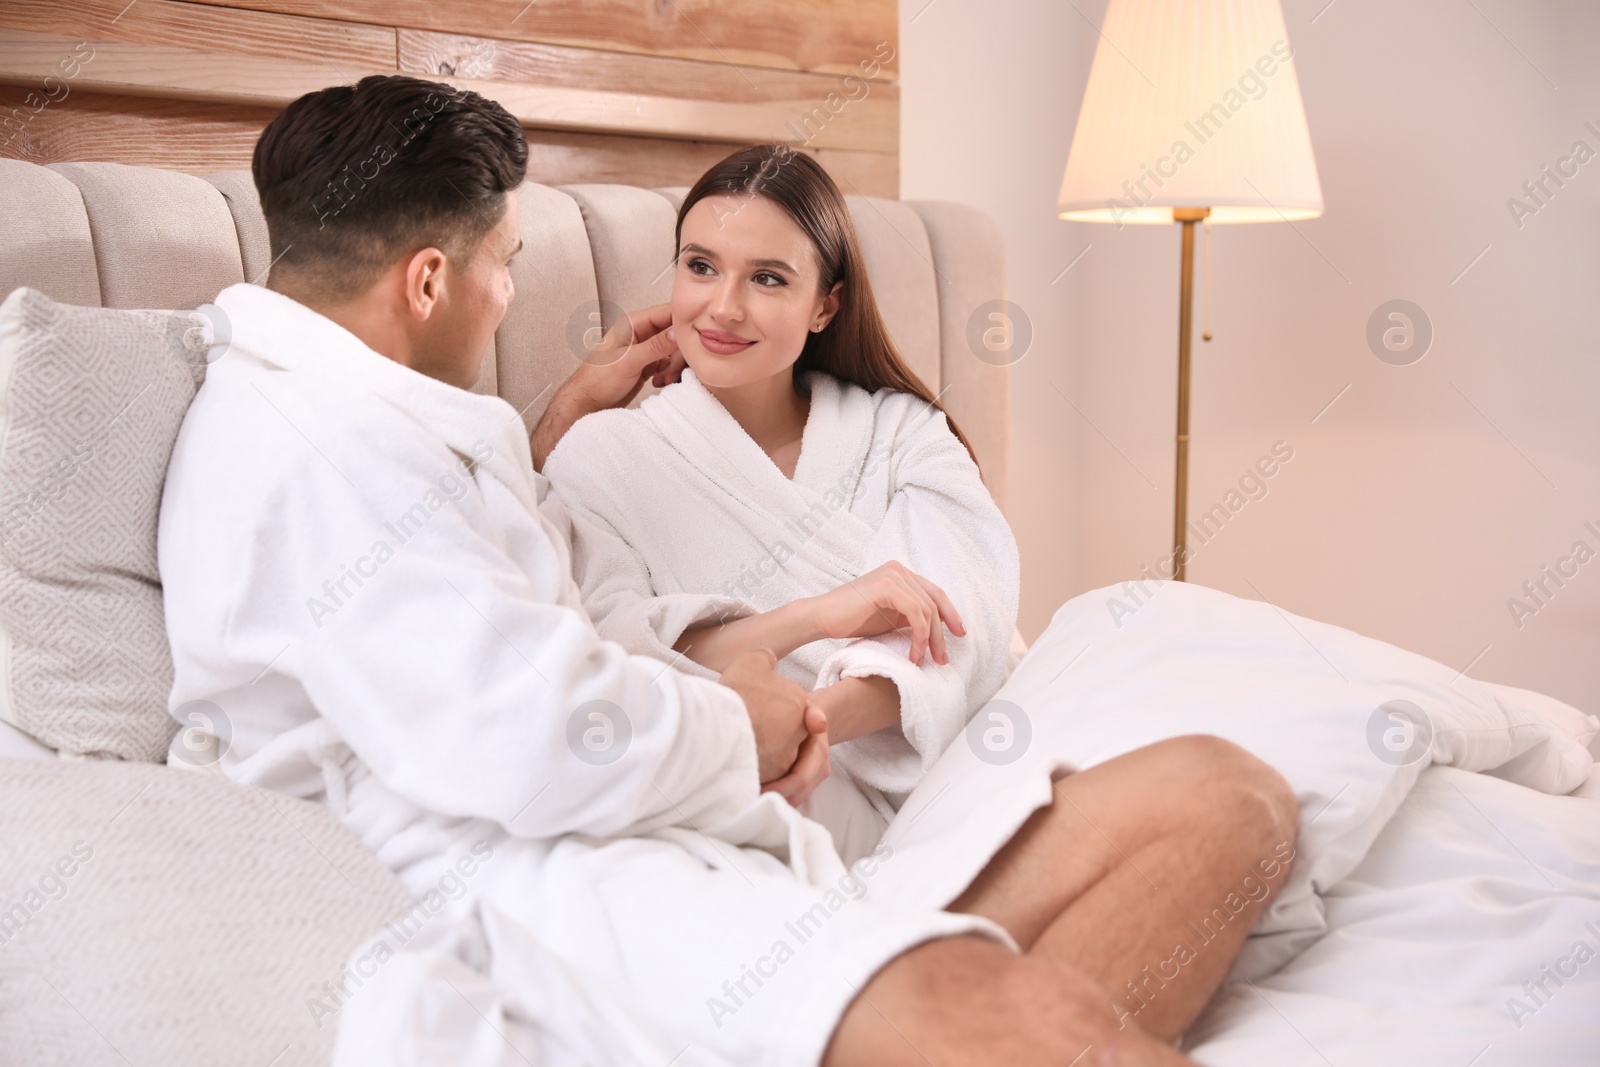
[157,284,1009,1067]
[542,367,1022,859]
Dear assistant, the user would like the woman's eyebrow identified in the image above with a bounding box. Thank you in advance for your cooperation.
[679,243,797,274]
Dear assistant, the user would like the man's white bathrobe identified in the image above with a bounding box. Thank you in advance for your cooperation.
[156,283,1011,1067]
[542,366,1022,861]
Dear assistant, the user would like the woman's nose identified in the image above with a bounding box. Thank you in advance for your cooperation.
[708,279,744,322]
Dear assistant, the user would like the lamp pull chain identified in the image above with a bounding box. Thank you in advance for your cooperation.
[1202,218,1213,342]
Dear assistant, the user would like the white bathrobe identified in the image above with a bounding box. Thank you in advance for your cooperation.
[157,283,1009,1067]
[542,366,1021,856]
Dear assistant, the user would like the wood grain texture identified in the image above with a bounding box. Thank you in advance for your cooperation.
[398,28,896,103]
[518,129,897,196]
[0,87,277,169]
[198,0,896,76]
[0,87,897,196]
[0,0,396,72]
[0,29,895,150]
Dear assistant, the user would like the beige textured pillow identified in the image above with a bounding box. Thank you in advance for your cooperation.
[0,286,212,760]
[0,757,413,1066]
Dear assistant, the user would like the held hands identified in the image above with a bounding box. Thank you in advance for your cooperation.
[803,561,966,666]
[719,647,831,806]
[762,706,829,807]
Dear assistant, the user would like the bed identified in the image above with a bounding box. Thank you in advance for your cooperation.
[0,156,1595,1066]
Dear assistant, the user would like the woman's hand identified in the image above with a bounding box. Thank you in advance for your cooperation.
[761,702,831,806]
[803,561,966,666]
[676,562,964,675]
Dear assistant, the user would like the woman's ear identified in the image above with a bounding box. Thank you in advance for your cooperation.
[405,245,449,321]
[813,280,844,332]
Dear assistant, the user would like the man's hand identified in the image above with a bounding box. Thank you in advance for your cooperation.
[530,303,686,470]
[719,647,821,784]
[761,706,830,807]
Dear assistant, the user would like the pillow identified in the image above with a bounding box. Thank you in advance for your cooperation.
[0,286,212,760]
[0,757,414,1066]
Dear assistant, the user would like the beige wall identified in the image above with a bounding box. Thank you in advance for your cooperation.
[901,0,1600,728]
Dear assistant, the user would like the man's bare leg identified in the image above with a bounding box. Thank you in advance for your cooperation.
[949,735,1299,1041]
[822,735,1298,1065]
[823,936,1195,1066]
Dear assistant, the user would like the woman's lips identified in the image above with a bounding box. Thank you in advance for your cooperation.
[696,327,755,355]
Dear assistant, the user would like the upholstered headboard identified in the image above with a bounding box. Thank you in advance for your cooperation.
[0,159,1011,507]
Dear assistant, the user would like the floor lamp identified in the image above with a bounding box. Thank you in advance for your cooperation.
[1056,0,1323,581]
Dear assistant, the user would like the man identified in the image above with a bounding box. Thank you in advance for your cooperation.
[159,74,1298,1067]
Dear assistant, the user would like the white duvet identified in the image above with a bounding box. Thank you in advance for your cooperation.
[324,576,1599,1065]
[1185,764,1600,1065]
[864,581,1599,1065]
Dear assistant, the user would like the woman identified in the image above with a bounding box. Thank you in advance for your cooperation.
[543,143,1020,861]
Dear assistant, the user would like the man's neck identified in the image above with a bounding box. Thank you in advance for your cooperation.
[268,275,413,367]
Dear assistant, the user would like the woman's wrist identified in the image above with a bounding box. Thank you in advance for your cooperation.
[676,598,821,671]
[811,675,902,745]
[764,599,822,661]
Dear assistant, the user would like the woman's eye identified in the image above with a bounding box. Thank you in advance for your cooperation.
[753,271,786,288]
[686,257,714,276]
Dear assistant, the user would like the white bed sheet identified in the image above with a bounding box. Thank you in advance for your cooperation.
[1186,764,1600,1065]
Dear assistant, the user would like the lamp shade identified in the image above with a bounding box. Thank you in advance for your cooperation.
[1057,0,1322,224]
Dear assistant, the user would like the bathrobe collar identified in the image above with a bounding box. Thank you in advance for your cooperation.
[657,366,880,505]
[211,282,536,507]
[634,366,882,575]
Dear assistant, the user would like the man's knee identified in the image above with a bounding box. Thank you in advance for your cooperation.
[1156,735,1299,853]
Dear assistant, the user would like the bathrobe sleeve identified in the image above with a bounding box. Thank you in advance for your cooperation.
[814,399,1021,796]
[543,415,761,683]
[559,500,759,683]
[229,427,762,841]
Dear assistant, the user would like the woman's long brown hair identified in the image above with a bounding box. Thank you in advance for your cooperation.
[674,143,979,468]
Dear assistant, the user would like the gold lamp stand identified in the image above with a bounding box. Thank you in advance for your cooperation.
[1055,0,1323,584]
[1170,206,1210,582]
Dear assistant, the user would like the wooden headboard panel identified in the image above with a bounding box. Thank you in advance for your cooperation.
[0,0,898,196]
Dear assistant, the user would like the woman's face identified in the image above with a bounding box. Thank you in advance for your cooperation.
[671,194,840,390]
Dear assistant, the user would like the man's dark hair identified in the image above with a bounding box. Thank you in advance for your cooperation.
[253,74,528,301]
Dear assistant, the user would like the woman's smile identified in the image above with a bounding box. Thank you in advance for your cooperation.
[695,326,756,355]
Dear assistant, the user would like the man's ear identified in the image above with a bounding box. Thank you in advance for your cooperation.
[404,246,450,321]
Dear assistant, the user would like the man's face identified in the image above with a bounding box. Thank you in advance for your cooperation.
[412,192,521,389]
